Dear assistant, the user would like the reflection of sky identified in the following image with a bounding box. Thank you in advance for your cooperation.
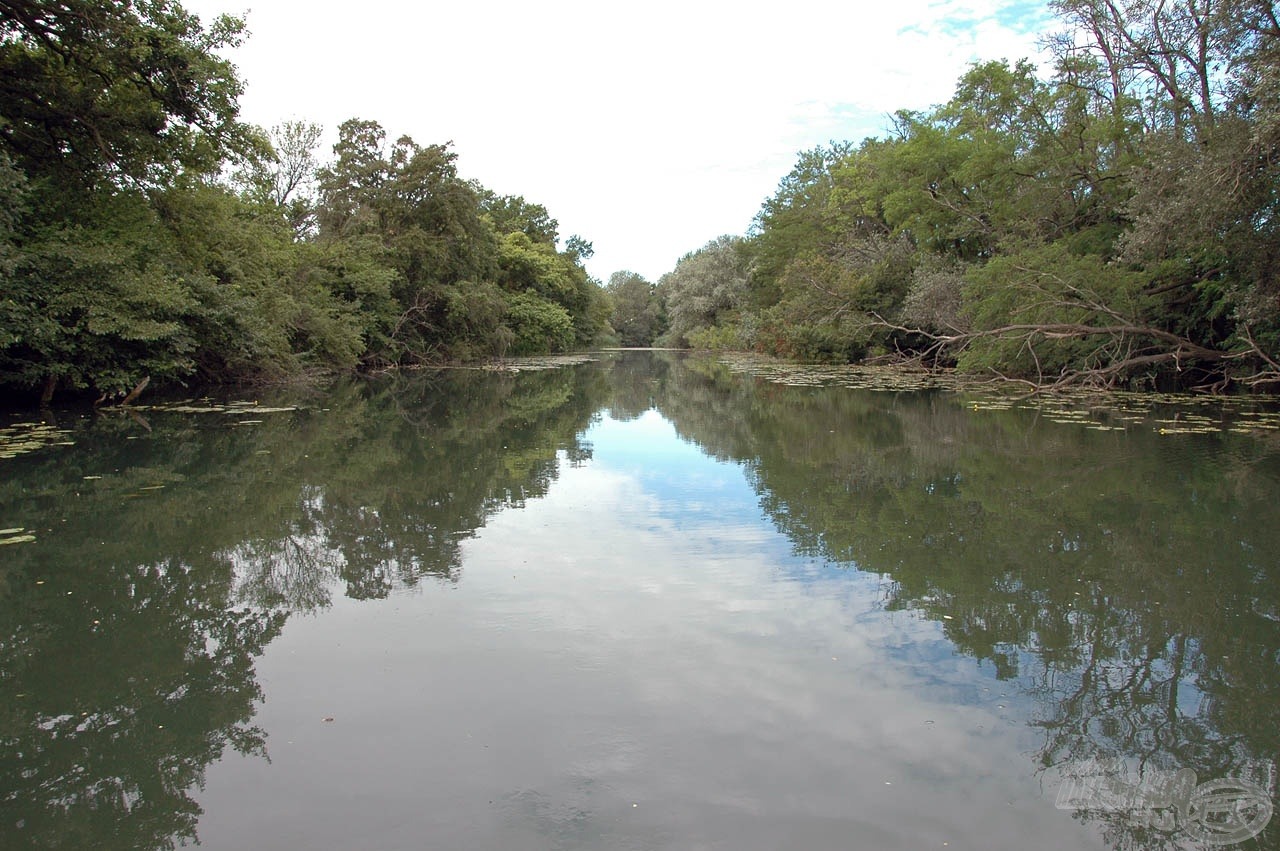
[194,409,1108,851]
[556,410,1040,714]
[594,410,898,586]
[588,410,789,546]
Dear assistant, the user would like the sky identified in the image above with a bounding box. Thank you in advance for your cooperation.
[181,0,1055,283]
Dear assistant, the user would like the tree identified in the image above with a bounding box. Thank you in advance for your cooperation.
[315,119,391,237]
[606,271,664,347]
[478,191,559,244]
[747,143,854,308]
[314,120,504,363]
[0,0,273,401]
[0,2,609,402]
[234,120,324,238]
[1048,0,1243,140]
[713,12,1280,387]
[743,139,918,361]
[0,185,201,400]
[0,0,255,187]
[310,118,609,364]
[564,235,594,261]
[658,235,749,348]
[1042,0,1280,386]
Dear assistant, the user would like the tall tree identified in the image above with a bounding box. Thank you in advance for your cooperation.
[659,235,749,347]
[478,191,559,244]
[0,0,254,187]
[0,0,263,400]
[607,271,664,347]
[314,120,503,363]
[234,120,324,238]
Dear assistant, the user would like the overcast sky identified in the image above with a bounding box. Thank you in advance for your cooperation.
[183,0,1054,283]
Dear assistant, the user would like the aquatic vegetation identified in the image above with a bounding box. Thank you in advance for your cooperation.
[0,527,35,545]
[0,422,76,461]
[715,353,1280,438]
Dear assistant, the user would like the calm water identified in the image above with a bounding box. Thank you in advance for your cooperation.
[2,351,1278,850]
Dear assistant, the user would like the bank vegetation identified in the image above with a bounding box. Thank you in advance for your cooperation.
[0,1,613,405]
[622,0,1280,392]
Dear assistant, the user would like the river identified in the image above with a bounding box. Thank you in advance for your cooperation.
[2,350,1277,850]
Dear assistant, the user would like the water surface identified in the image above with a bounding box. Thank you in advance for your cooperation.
[2,352,1278,850]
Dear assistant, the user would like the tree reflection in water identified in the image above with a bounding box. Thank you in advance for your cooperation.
[2,352,1276,849]
[0,365,607,849]
[647,353,1280,850]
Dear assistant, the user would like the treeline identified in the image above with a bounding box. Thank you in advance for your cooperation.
[0,1,612,404]
[621,0,1280,391]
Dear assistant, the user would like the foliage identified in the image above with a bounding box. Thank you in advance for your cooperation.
[745,143,855,310]
[504,290,576,355]
[305,119,607,366]
[606,271,665,347]
[956,242,1153,379]
[0,185,192,397]
[0,0,255,187]
[0,5,608,403]
[651,1,1280,390]
[233,120,324,238]
[6,0,1278,398]
[657,235,749,347]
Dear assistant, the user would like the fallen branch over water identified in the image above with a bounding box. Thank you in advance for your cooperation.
[867,314,1280,393]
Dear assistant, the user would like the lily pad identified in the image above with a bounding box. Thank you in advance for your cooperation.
[0,420,80,461]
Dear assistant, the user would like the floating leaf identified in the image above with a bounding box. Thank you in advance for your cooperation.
[0,420,80,461]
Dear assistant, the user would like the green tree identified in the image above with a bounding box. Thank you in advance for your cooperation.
[234,120,324,239]
[747,143,854,308]
[479,191,559,244]
[720,15,1280,387]
[0,0,255,187]
[744,139,916,361]
[0,185,201,400]
[606,271,665,347]
[0,0,273,401]
[315,120,504,363]
[658,235,750,348]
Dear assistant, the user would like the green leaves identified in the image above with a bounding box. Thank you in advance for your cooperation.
[659,235,749,348]
[711,5,1280,388]
[0,0,252,187]
[957,243,1150,379]
[505,291,575,355]
[309,120,608,364]
[0,185,198,395]
[606,271,664,347]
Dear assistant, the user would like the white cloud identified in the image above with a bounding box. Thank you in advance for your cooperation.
[185,0,1049,281]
